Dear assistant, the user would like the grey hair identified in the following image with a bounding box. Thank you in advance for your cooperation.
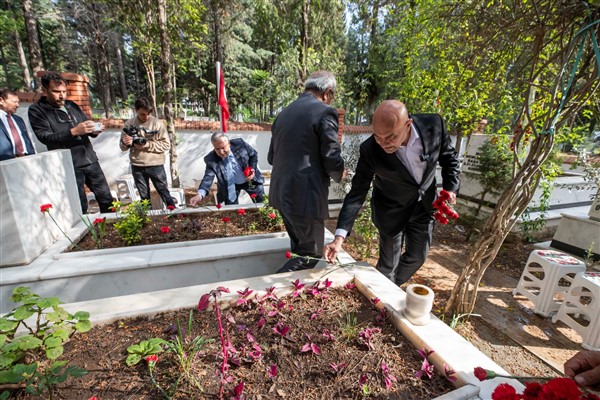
[211,132,229,143]
[304,71,336,94]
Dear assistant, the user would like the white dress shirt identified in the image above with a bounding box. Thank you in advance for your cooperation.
[335,124,427,239]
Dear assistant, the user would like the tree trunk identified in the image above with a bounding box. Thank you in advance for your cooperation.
[21,0,43,91]
[157,0,180,188]
[0,46,8,86]
[15,29,32,90]
[212,0,222,65]
[298,0,309,86]
[115,37,128,101]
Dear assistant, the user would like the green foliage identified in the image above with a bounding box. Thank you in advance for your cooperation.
[162,311,211,390]
[113,200,151,245]
[351,206,378,260]
[126,338,166,367]
[0,287,90,398]
[470,138,513,197]
[257,195,283,228]
[81,216,106,249]
[339,311,359,341]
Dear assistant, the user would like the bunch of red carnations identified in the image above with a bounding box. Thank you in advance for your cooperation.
[474,367,600,400]
[433,189,459,224]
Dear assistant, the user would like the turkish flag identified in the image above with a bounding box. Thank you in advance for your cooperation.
[218,66,229,132]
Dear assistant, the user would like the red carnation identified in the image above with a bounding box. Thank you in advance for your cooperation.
[222,217,230,223]
[40,203,53,213]
[540,377,581,399]
[491,383,519,400]
[250,193,257,199]
[285,251,292,259]
[167,205,175,211]
[243,166,254,177]
[237,208,246,215]
[523,382,543,400]
[145,354,158,365]
[474,367,490,381]
[268,213,276,219]
[161,226,170,233]
[216,203,222,209]
[93,218,104,225]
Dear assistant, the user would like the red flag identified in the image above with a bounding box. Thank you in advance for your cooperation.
[218,66,229,132]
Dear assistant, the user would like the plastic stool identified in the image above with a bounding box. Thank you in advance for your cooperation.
[512,250,586,317]
[165,187,185,209]
[552,272,600,350]
[115,174,140,202]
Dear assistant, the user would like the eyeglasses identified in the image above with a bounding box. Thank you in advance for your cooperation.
[54,109,77,126]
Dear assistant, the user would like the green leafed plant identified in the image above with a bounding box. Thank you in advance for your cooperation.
[113,199,151,245]
[126,338,166,367]
[0,287,90,399]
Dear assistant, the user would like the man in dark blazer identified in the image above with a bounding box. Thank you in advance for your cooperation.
[190,132,264,206]
[268,71,345,273]
[0,88,35,161]
[324,100,460,285]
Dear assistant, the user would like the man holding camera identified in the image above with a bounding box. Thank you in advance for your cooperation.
[120,97,175,209]
[29,72,113,214]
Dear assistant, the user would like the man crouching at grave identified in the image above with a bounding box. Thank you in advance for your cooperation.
[120,97,176,209]
[190,132,265,206]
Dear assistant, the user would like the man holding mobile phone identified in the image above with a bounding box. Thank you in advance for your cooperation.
[28,72,113,214]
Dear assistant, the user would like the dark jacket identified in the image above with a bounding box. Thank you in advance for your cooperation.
[268,92,344,219]
[0,113,36,161]
[28,98,99,168]
[337,113,460,236]
[199,138,264,204]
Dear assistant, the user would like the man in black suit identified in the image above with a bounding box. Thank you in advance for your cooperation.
[268,71,345,273]
[190,132,264,206]
[324,100,460,285]
[0,88,36,161]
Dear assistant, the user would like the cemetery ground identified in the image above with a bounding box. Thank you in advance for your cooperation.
[328,218,587,379]
[34,196,591,399]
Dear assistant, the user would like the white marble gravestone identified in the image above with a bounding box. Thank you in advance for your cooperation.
[0,150,81,267]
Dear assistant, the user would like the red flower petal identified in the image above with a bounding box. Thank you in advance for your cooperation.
[491,383,519,400]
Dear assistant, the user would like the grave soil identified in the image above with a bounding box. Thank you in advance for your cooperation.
[330,218,590,379]
[17,289,454,399]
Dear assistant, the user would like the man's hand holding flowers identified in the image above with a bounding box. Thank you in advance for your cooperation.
[433,189,458,225]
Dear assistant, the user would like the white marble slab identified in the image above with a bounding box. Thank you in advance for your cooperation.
[1,150,81,267]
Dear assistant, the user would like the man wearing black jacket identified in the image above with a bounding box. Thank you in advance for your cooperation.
[324,100,461,285]
[268,71,345,273]
[29,72,113,214]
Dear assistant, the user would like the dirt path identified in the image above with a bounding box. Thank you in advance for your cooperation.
[418,243,581,374]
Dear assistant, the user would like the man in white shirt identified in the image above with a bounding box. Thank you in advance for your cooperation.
[324,100,461,285]
[0,88,35,161]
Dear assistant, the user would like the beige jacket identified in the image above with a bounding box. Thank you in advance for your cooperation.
[120,115,170,167]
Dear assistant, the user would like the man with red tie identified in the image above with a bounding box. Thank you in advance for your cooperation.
[0,88,35,161]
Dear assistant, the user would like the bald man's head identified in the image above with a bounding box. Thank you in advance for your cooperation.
[372,100,412,153]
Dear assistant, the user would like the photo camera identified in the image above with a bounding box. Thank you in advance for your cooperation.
[122,126,158,146]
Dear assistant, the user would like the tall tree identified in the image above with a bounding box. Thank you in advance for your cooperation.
[21,0,43,90]
[156,0,180,187]
[446,1,600,315]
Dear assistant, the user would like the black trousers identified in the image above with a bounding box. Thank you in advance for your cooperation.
[74,162,113,214]
[225,181,265,205]
[131,165,175,208]
[375,201,434,285]
[276,211,324,273]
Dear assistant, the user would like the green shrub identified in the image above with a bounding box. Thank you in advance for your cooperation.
[0,287,90,399]
[113,199,151,245]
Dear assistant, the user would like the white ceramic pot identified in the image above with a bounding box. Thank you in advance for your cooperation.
[403,284,435,326]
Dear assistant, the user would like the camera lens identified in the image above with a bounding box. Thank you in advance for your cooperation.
[136,138,147,146]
